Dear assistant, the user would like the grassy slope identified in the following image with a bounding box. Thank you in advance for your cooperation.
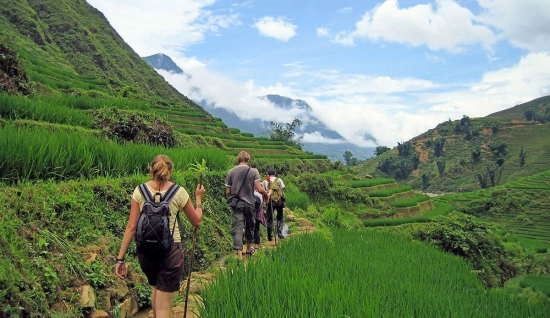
[355,95,550,193]
[0,0,196,106]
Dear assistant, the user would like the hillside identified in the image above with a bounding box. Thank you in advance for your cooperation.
[355,95,550,192]
[1,1,549,317]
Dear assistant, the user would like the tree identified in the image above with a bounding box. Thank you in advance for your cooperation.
[433,137,446,157]
[471,146,481,162]
[519,146,526,167]
[436,157,446,176]
[397,141,412,157]
[421,173,430,190]
[343,151,359,166]
[374,146,390,156]
[268,118,303,148]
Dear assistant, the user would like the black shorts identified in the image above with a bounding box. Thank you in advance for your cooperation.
[137,243,184,292]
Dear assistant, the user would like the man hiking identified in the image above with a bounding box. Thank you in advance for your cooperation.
[225,151,269,260]
[262,169,286,240]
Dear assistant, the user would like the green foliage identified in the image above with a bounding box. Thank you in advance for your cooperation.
[0,123,230,184]
[457,189,528,217]
[374,145,390,156]
[413,214,515,287]
[368,185,413,197]
[267,118,303,148]
[200,230,550,317]
[0,42,32,95]
[349,178,395,188]
[391,194,430,207]
[284,185,309,210]
[519,146,527,167]
[342,150,359,166]
[397,141,413,157]
[433,137,446,157]
[436,157,446,175]
[90,107,176,147]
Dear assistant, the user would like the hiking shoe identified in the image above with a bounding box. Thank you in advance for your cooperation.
[245,248,256,257]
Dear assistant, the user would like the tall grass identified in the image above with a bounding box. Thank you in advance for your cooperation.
[363,202,454,227]
[199,230,550,317]
[0,93,93,127]
[350,178,396,188]
[0,124,231,183]
[368,185,413,197]
[391,193,430,207]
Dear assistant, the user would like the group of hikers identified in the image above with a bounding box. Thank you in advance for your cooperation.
[114,151,285,317]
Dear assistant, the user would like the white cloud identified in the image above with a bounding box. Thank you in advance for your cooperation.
[316,27,330,37]
[155,51,550,148]
[478,0,550,52]
[86,0,239,56]
[301,132,346,144]
[337,7,353,14]
[333,0,496,51]
[253,16,297,41]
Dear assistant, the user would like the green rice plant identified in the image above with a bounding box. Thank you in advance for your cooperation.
[349,178,396,188]
[284,185,309,211]
[223,142,287,150]
[368,185,413,197]
[391,194,431,207]
[363,202,454,227]
[0,93,94,127]
[520,275,550,297]
[199,230,550,317]
[0,124,231,184]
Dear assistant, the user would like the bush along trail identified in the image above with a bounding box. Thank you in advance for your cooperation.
[135,208,315,318]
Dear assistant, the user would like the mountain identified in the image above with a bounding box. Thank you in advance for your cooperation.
[142,53,184,74]
[142,55,375,161]
[354,95,550,192]
[0,0,196,106]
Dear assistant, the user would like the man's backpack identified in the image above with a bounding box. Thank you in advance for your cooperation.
[269,178,285,207]
[136,183,180,254]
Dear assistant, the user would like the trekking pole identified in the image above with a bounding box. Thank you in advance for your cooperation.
[184,226,198,318]
[184,172,203,318]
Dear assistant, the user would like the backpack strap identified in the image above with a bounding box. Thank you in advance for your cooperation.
[138,183,154,203]
[161,184,180,203]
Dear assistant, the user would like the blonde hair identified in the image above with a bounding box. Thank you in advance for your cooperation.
[237,151,250,163]
[150,154,173,184]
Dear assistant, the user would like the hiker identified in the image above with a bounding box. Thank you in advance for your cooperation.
[115,154,204,318]
[225,151,269,259]
[253,190,267,249]
[262,169,286,240]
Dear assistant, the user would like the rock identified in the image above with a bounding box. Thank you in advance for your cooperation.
[90,309,109,318]
[113,278,129,299]
[80,285,96,308]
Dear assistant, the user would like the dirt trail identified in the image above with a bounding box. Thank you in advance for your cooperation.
[137,209,315,318]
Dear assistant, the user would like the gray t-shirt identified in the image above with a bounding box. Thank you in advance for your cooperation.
[225,165,261,205]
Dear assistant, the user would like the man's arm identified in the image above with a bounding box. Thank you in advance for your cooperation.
[255,180,269,200]
[225,187,231,198]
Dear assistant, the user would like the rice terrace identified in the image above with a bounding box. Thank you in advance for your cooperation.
[1,0,550,317]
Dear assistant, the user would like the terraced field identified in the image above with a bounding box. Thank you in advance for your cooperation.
[150,104,327,159]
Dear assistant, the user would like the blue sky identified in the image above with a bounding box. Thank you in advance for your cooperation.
[86,0,550,148]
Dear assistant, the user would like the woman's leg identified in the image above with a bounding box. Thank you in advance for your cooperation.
[153,289,177,318]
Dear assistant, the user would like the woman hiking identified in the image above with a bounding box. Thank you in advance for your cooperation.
[115,154,204,318]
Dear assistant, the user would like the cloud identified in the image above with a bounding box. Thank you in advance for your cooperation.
[333,0,496,51]
[155,51,550,148]
[253,16,297,41]
[301,132,346,144]
[337,7,353,14]
[158,57,306,123]
[86,0,239,56]
[316,27,330,37]
[477,0,550,52]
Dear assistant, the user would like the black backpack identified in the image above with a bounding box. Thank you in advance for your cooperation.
[136,183,180,254]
